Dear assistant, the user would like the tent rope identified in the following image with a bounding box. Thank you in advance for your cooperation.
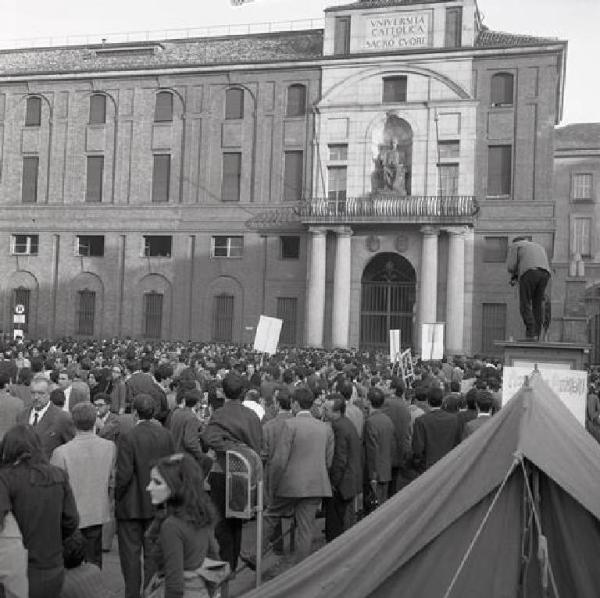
[519,460,561,598]
[441,456,521,598]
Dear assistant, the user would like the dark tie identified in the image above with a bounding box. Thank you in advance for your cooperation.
[32,412,39,426]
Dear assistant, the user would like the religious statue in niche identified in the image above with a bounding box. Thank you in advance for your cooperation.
[374,141,407,194]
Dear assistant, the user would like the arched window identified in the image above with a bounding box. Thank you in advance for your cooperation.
[225,88,244,120]
[154,91,173,122]
[490,73,514,107]
[89,94,106,124]
[286,84,306,117]
[25,96,41,126]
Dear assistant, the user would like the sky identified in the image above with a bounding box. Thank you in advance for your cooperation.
[2,0,598,124]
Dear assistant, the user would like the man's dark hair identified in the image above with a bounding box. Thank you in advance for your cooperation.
[71,402,97,431]
[0,371,9,389]
[207,388,224,411]
[394,380,406,398]
[450,380,460,393]
[133,394,155,420]
[292,387,314,411]
[338,379,354,401]
[428,387,444,408]
[476,390,494,414]
[282,369,294,384]
[141,358,153,373]
[155,363,173,383]
[222,373,245,401]
[465,388,478,410]
[276,390,291,411]
[30,356,44,373]
[414,386,428,402]
[329,393,346,416]
[367,387,385,409]
[50,388,65,407]
[184,389,201,408]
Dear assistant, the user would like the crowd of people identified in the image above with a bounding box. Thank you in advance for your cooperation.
[0,336,596,598]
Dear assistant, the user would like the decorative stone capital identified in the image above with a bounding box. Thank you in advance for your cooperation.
[420,226,439,237]
[444,226,467,237]
[308,227,327,237]
[333,226,353,238]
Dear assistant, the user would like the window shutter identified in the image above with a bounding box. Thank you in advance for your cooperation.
[383,77,407,103]
[77,291,96,336]
[25,97,41,126]
[481,304,506,354]
[286,85,306,117]
[284,151,303,201]
[491,74,514,106]
[277,297,298,345]
[444,7,462,48]
[487,146,512,196]
[225,88,244,120]
[222,153,242,201]
[155,92,173,122]
[86,156,104,202]
[144,293,164,338]
[89,94,107,124]
[334,16,351,54]
[212,295,234,341]
[22,157,39,203]
[438,164,459,196]
[327,166,347,200]
[152,155,171,203]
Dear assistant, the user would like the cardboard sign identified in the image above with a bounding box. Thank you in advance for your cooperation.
[253,315,283,355]
[389,329,401,363]
[502,366,587,426]
[421,323,444,361]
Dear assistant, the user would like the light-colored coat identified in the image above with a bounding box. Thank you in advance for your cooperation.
[51,432,116,528]
[271,412,334,499]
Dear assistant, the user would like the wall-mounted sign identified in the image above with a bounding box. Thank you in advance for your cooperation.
[362,11,432,51]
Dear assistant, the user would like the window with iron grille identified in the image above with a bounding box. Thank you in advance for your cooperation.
[280,236,300,260]
[284,151,303,202]
[211,236,243,258]
[155,91,173,122]
[222,153,241,202]
[89,94,106,124]
[277,297,297,345]
[438,163,459,196]
[13,288,30,333]
[22,157,39,203]
[490,73,514,107]
[481,303,506,354]
[572,173,593,201]
[212,294,234,342]
[143,292,163,338]
[483,237,508,262]
[76,235,105,257]
[286,85,306,117]
[334,16,351,54]
[444,7,462,48]
[328,144,348,161]
[86,156,104,202]
[382,76,407,103]
[143,236,172,258]
[77,290,96,336]
[152,154,171,203]
[11,234,38,256]
[487,145,512,197]
[25,96,41,126]
[225,88,244,120]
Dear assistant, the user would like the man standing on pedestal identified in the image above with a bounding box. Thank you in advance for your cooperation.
[507,237,551,341]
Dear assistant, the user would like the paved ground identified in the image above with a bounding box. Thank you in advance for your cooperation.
[102,518,326,597]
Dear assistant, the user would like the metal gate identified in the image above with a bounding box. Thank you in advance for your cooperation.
[360,253,416,351]
[277,297,297,345]
[144,292,163,338]
[77,290,96,336]
[212,294,234,342]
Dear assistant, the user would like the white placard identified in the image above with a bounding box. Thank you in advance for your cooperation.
[421,323,444,361]
[253,315,283,355]
[13,329,23,340]
[13,314,25,324]
[502,366,587,426]
[389,329,401,363]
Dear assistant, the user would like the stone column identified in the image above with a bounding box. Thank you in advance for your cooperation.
[305,228,327,347]
[331,227,353,348]
[445,227,465,355]
[419,226,439,345]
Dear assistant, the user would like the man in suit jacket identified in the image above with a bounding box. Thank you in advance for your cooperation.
[462,390,494,439]
[323,394,362,542]
[412,387,461,474]
[125,359,169,424]
[50,402,116,569]
[265,387,334,565]
[364,387,397,505]
[115,394,174,598]
[17,376,75,458]
[0,371,24,441]
[167,390,203,463]
[94,395,121,443]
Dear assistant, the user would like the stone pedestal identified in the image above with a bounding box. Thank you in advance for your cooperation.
[495,340,591,370]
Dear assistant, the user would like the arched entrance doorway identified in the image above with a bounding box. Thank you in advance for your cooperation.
[360,252,416,351]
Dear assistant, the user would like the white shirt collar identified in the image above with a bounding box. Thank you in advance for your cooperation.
[30,400,51,424]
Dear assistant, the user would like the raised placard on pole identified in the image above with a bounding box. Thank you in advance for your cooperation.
[421,322,444,361]
[253,315,283,355]
[389,329,401,364]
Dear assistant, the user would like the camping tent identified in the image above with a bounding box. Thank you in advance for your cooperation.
[242,376,600,598]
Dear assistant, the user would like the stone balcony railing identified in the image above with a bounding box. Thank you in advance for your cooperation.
[299,195,479,225]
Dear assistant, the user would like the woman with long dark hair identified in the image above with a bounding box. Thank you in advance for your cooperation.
[145,453,223,598]
[0,424,79,598]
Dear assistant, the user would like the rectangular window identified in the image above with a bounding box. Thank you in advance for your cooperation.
[152,154,171,203]
[481,303,506,354]
[572,173,593,200]
[86,156,104,203]
[328,144,348,161]
[334,16,351,55]
[277,297,298,345]
[76,235,105,257]
[77,290,96,336]
[13,288,30,333]
[445,7,463,48]
[280,236,300,259]
[327,166,347,201]
[143,236,172,258]
[212,294,234,342]
[286,85,306,117]
[383,76,407,103]
[25,97,41,126]
[572,217,592,258]
[22,157,39,203]
[487,145,512,197]
[211,236,243,258]
[11,234,38,256]
[154,92,173,122]
[438,141,460,160]
[225,88,244,120]
[483,236,508,262]
[89,94,106,124]
[284,151,303,202]
[438,163,459,196]
[143,292,163,338]
[222,153,242,202]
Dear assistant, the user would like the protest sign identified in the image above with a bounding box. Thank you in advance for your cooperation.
[253,315,283,355]
[502,366,587,426]
[389,329,401,364]
[421,323,444,361]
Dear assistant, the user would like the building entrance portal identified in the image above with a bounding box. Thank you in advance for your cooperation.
[360,252,416,351]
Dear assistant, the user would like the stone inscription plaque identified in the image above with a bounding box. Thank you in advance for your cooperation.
[362,11,432,51]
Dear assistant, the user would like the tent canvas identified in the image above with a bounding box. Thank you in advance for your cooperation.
[243,376,600,598]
